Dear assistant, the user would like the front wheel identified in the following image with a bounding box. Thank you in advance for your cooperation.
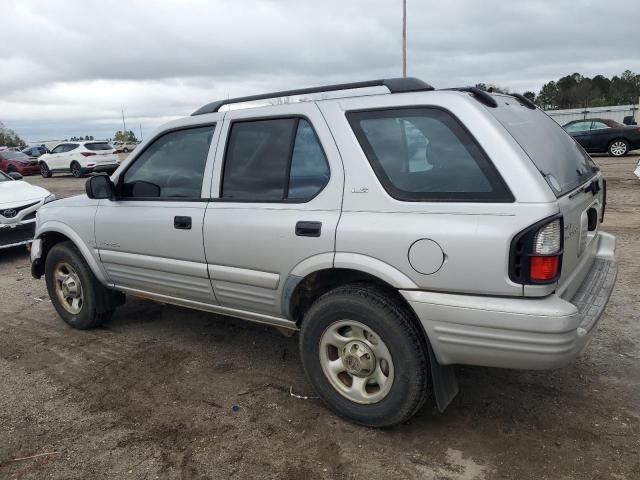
[40,162,52,178]
[123,147,129,153]
[45,241,115,329]
[608,139,629,157]
[299,284,430,428]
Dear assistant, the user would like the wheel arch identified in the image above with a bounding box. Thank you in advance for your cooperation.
[33,223,109,285]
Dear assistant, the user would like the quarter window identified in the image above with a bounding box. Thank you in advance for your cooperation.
[121,125,214,199]
[348,108,512,202]
[222,118,329,201]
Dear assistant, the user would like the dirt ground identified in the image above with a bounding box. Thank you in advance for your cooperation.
[1,155,639,480]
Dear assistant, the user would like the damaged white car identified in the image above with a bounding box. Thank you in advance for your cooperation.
[0,171,55,249]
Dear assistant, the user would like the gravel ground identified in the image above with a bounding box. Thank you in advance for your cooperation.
[1,155,639,480]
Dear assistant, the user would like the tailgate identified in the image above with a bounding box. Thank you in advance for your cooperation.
[556,174,604,299]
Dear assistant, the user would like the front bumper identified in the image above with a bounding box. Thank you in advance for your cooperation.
[0,220,36,249]
[402,232,617,370]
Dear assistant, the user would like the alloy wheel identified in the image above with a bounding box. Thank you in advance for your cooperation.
[53,262,84,314]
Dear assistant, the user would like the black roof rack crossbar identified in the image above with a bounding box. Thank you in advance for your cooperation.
[191,77,434,115]
[442,87,498,108]
[510,93,537,110]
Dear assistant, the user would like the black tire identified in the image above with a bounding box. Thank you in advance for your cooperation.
[70,162,83,178]
[123,147,129,153]
[608,139,629,157]
[40,162,52,178]
[299,284,430,428]
[7,165,16,173]
[45,241,115,329]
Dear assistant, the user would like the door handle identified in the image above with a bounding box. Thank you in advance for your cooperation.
[295,221,322,237]
[174,216,192,230]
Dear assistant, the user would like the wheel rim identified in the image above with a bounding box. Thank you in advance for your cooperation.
[319,320,394,404]
[611,141,627,156]
[41,164,48,175]
[53,262,84,314]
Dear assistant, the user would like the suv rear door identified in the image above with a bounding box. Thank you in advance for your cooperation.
[204,103,343,318]
[489,98,604,298]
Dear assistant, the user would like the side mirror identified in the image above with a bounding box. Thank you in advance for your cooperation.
[8,172,23,180]
[86,174,115,199]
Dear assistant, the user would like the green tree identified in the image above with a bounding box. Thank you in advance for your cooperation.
[114,130,138,142]
[0,121,26,148]
[523,91,536,102]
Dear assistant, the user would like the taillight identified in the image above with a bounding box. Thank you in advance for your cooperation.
[509,216,563,285]
[81,152,96,157]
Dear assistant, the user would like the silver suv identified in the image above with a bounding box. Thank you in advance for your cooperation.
[30,78,617,427]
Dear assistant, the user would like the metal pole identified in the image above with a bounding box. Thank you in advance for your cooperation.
[402,0,407,77]
[139,124,143,141]
[121,109,127,137]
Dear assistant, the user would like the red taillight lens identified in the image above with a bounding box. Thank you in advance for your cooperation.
[81,152,96,157]
[529,256,560,282]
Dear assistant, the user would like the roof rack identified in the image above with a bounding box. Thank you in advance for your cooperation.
[442,87,498,108]
[191,77,434,116]
[510,93,537,110]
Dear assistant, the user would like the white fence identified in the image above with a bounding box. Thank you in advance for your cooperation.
[546,102,639,126]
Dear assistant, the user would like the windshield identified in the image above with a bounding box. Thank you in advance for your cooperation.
[488,97,597,196]
[2,151,31,162]
[85,142,113,151]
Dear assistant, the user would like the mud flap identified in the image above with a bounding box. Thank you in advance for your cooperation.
[427,341,459,412]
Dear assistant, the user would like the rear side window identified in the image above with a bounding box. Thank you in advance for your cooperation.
[348,108,513,202]
[85,142,113,151]
[222,118,329,201]
[489,101,596,196]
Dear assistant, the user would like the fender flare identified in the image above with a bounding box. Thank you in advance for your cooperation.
[35,221,110,285]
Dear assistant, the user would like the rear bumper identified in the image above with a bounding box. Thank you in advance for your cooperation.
[402,232,617,370]
[82,163,119,174]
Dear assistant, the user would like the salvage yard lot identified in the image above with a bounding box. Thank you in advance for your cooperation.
[1,156,639,479]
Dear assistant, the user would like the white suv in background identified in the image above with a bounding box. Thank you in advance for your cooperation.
[39,141,120,178]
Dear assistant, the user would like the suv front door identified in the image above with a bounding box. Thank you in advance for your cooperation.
[204,103,343,319]
[94,122,221,305]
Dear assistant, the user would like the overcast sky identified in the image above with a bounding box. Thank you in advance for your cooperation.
[2,0,639,142]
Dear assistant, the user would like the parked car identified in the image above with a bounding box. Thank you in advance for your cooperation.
[30,79,617,427]
[0,170,55,249]
[38,141,120,178]
[0,150,40,176]
[562,118,640,157]
[21,145,49,158]
[120,141,138,153]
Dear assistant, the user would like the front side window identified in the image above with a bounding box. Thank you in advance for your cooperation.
[121,125,214,199]
[222,118,329,201]
[51,144,65,154]
[348,108,512,202]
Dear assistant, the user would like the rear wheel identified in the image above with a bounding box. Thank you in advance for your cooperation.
[71,162,82,178]
[299,284,430,428]
[608,139,629,157]
[40,162,52,178]
[45,242,115,329]
[123,147,130,153]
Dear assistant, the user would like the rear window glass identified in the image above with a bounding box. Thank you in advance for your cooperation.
[347,108,513,202]
[489,98,597,196]
[85,142,113,151]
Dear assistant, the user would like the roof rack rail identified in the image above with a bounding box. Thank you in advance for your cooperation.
[443,87,498,108]
[510,93,537,110]
[191,77,434,115]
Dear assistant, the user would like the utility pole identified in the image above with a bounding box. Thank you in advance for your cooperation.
[121,109,127,137]
[139,124,143,141]
[402,0,407,77]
